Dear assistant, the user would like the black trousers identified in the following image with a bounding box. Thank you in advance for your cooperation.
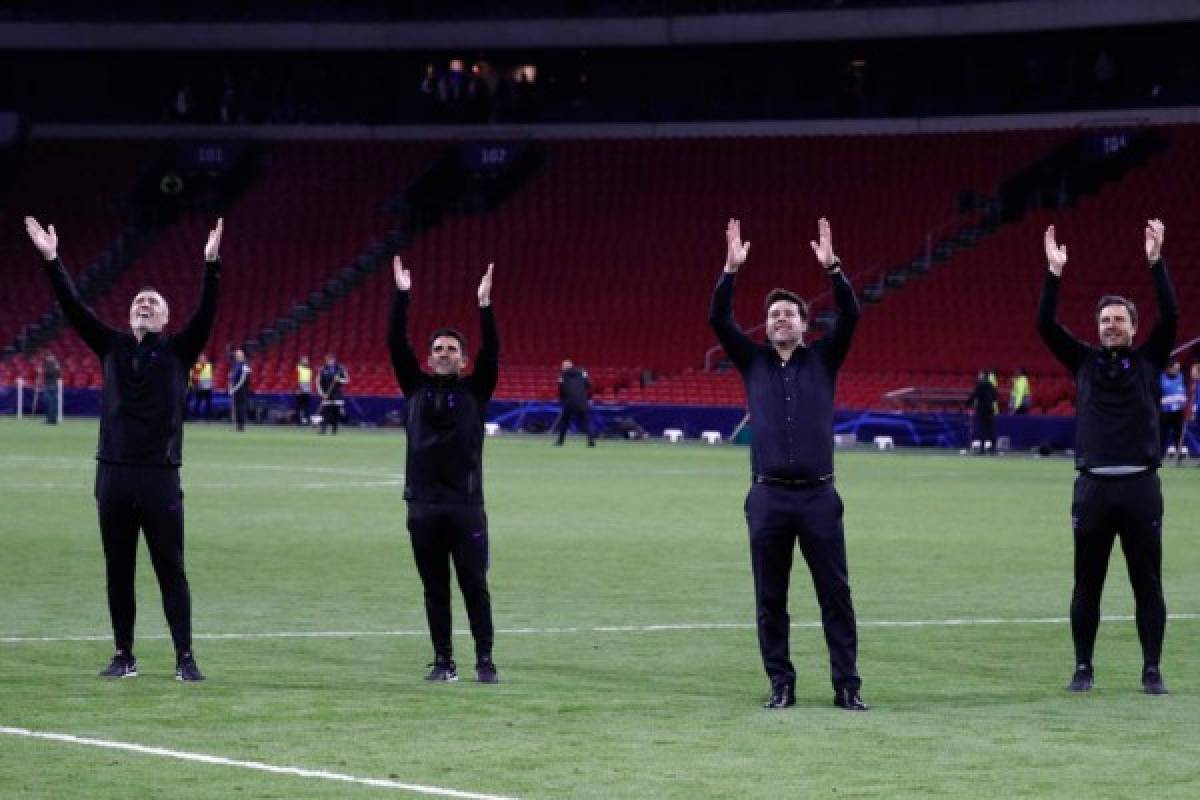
[232,389,249,430]
[44,385,60,424]
[296,391,311,423]
[407,501,493,661]
[93,463,192,656]
[1070,471,1166,667]
[745,482,860,692]
[555,404,593,444]
[1160,410,1184,453]
[192,388,213,419]
[320,401,342,434]
[973,412,995,448]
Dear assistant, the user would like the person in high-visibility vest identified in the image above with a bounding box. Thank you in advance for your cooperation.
[295,356,313,425]
[1009,368,1032,414]
[192,354,214,419]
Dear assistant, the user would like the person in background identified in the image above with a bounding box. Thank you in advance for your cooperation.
[316,354,349,435]
[555,359,595,447]
[295,355,313,425]
[229,349,251,432]
[191,353,213,420]
[966,369,999,454]
[1159,360,1187,458]
[1010,367,1032,414]
[41,353,62,424]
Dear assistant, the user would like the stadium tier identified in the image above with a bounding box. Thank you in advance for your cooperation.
[6,126,1196,413]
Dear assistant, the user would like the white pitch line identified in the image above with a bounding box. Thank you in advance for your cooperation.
[0,454,397,476]
[3,613,1199,644]
[5,481,403,491]
[0,726,518,800]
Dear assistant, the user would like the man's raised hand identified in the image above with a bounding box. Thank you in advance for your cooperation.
[724,218,750,273]
[1145,218,1165,265]
[204,218,224,263]
[24,217,58,261]
[477,262,494,307]
[1044,225,1067,277]
[809,217,837,270]
[394,255,412,291]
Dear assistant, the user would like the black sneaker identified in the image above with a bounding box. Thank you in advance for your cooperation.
[99,652,138,678]
[1142,665,1169,695]
[175,652,206,682]
[834,688,869,711]
[425,658,458,682]
[763,682,795,710]
[1067,663,1094,692]
[475,657,500,684]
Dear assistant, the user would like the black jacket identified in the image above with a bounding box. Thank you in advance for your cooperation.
[44,256,219,466]
[558,367,591,408]
[966,380,998,419]
[1037,259,1177,470]
[388,290,499,504]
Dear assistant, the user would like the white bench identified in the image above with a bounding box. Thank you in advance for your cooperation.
[663,428,684,442]
[873,435,895,450]
[701,430,722,444]
[484,422,500,436]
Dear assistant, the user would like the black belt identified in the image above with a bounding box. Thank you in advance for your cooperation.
[754,473,833,489]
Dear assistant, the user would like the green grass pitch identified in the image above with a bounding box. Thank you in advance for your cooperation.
[1,418,1199,798]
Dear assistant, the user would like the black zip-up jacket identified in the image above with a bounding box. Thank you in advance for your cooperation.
[43,256,220,466]
[1037,258,1177,470]
[558,367,591,408]
[966,379,998,419]
[387,290,499,504]
[709,269,859,482]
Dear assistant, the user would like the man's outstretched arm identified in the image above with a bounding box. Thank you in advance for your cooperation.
[811,218,859,371]
[708,218,757,370]
[175,218,224,363]
[473,263,499,401]
[1036,224,1086,373]
[387,256,423,396]
[1140,218,1178,369]
[26,216,118,356]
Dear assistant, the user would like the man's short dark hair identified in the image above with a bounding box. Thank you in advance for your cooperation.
[136,286,161,296]
[429,327,468,353]
[1095,295,1138,327]
[764,288,808,320]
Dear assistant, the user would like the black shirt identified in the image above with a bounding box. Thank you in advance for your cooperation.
[43,256,220,466]
[709,270,859,482]
[387,290,499,504]
[558,367,591,408]
[1037,259,1177,470]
